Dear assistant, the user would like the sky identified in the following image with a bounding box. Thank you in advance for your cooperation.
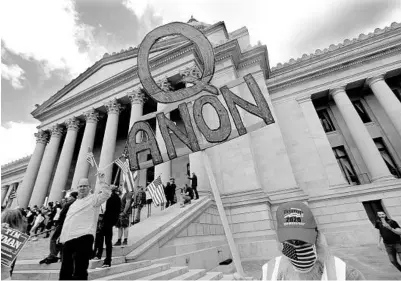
[1,0,400,165]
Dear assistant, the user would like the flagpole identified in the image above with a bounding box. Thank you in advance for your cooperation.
[201,151,245,276]
[113,167,121,186]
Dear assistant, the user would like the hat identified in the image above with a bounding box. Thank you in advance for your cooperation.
[276,201,317,244]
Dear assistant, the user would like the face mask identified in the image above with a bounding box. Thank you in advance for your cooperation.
[282,241,317,273]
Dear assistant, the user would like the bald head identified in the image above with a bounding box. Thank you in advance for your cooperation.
[77,178,91,199]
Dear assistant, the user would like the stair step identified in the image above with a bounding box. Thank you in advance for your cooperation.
[197,271,224,280]
[88,259,151,280]
[14,256,126,271]
[221,274,235,280]
[171,269,207,280]
[93,263,170,280]
[12,269,60,280]
[144,266,189,280]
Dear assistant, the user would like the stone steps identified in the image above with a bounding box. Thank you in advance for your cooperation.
[171,269,207,280]
[144,266,189,280]
[197,271,224,280]
[92,263,171,280]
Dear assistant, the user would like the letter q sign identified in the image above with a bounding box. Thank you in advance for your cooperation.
[137,22,218,104]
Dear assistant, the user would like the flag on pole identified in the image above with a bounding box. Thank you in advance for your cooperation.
[146,175,166,206]
[115,157,130,174]
[86,152,96,167]
[9,189,16,199]
[122,160,138,193]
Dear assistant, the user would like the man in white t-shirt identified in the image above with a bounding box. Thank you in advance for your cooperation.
[59,172,111,280]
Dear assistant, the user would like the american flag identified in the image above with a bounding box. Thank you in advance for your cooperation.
[9,189,16,199]
[282,242,316,270]
[86,152,96,167]
[146,176,166,206]
[121,159,138,193]
[115,158,130,174]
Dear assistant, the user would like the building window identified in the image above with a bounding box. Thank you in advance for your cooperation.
[374,138,401,178]
[392,89,401,103]
[352,100,371,123]
[362,200,384,225]
[317,109,335,133]
[332,146,360,185]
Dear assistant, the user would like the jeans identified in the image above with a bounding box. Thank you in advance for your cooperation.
[59,234,94,280]
[49,224,62,258]
[134,205,143,223]
[94,224,113,264]
[384,242,401,272]
[192,186,199,199]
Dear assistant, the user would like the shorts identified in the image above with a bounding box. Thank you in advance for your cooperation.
[115,213,130,228]
[146,199,153,205]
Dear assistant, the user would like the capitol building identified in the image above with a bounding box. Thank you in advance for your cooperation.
[2,18,401,259]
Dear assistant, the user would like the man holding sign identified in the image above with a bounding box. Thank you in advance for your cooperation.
[59,171,112,280]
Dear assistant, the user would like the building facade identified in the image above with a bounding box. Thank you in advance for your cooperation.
[2,18,401,258]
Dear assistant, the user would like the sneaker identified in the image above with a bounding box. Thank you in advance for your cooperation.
[114,240,121,246]
[39,258,48,265]
[45,257,59,264]
[122,239,128,246]
[101,263,111,268]
[93,257,101,260]
[31,237,38,241]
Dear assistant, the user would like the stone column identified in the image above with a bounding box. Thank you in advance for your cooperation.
[367,75,401,137]
[154,79,172,185]
[17,130,49,208]
[96,99,124,190]
[297,96,348,187]
[1,185,9,206]
[330,87,393,182]
[48,118,80,202]
[71,109,100,190]
[128,90,147,187]
[29,125,64,207]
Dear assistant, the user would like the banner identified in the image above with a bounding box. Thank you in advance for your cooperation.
[1,225,29,267]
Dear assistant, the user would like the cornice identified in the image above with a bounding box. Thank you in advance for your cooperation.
[34,38,270,124]
[1,155,31,171]
[271,22,401,72]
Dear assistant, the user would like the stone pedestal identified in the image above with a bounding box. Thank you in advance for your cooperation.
[18,130,49,208]
[330,87,393,182]
[48,118,80,202]
[30,125,64,207]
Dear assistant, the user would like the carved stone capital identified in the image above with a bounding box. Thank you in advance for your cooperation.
[65,117,81,131]
[128,90,147,105]
[366,74,385,87]
[84,108,100,123]
[329,86,347,97]
[50,125,64,138]
[34,130,49,144]
[180,65,201,80]
[157,78,173,92]
[105,99,124,115]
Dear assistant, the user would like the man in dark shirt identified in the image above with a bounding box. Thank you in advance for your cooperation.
[39,192,78,264]
[114,186,133,246]
[375,211,401,271]
[164,178,176,208]
[188,172,199,200]
[93,185,121,267]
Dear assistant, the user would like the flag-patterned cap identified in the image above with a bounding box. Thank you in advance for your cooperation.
[276,202,317,244]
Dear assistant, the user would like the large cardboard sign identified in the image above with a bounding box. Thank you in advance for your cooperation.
[128,22,275,170]
[1,225,29,267]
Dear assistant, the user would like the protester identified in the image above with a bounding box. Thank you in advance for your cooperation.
[58,172,111,280]
[188,172,199,200]
[52,202,62,227]
[145,187,152,218]
[30,210,45,241]
[132,186,146,224]
[376,211,401,272]
[180,184,193,208]
[44,202,57,238]
[39,192,78,265]
[93,185,121,267]
[1,208,28,280]
[115,185,133,246]
[235,202,365,280]
[164,178,176,208]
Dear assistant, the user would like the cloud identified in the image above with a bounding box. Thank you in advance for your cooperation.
[1,0,105,78]
[0,122,39,165]
[1,63,26,89]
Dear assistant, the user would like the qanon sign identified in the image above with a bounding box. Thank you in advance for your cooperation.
[127,22,275,170]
